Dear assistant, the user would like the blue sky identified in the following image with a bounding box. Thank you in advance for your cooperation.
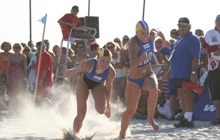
[0,0,219,50]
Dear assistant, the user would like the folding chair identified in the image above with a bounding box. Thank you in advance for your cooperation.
[54,23,97,86]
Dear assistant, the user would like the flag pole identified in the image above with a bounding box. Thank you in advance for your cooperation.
[29,0,32,45]
[33,14,47,105]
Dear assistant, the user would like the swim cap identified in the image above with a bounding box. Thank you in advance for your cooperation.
[99,48,112,59]
[136,20,149,32]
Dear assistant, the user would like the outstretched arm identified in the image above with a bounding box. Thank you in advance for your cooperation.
[105,66,116,104]
[64,59,87,78]
[104,66,116,118]
[157,29,171,49]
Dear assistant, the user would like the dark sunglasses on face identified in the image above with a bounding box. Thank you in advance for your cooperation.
[171,32,178,36]
[123,39,129,41]
[14,46,21,49]
[114,40,120,43]
[196,32,202,35]
[23,49,30,52]
[107,46,114,49]
[77,45,84,48]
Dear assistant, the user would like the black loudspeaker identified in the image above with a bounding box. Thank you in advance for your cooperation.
[79,17,85,25]
[84,16,99,38]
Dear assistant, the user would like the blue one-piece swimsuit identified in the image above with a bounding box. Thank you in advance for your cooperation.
[82,58,110,89]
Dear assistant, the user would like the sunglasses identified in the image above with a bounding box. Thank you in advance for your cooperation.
[14,46,21,49]
[171,32,178,36]
[196,32,202,35]
[107,46,114,49]
[77,45,84,48]
[23,49,30,52]
[123,39,129,41]
[114,40,120,43]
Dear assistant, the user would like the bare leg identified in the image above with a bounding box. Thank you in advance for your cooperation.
[92,83,107,114]
[147,92,159,131]
[73,78,89,133]
[119,82,141,139]
[170,94,178,117]
[182,86,193,112]
[178,88,185,113]
[214,100,220,119]
[119,77,127,105]
[144,74,159,131]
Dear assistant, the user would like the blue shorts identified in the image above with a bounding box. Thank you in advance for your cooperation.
[168,78,177,95]
[168,78,189,95]
[128,71,153,88]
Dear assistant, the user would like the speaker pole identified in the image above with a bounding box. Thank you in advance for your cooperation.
[88,0,90,16]
[142,0,145,20]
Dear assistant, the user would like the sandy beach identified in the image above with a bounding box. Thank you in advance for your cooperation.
[0,93,219,140]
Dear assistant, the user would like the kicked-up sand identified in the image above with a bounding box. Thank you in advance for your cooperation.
[0,90,219,140]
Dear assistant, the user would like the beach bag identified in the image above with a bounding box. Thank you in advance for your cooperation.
[71,28,93,39]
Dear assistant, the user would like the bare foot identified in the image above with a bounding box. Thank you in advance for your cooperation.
[148,119,159,131]
[104,109,111,118]
[119,131,126,139]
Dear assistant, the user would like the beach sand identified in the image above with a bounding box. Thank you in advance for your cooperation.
[0,93,219,140]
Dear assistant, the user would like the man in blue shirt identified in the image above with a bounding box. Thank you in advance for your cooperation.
[159,17,201,127]
[169,17,201,128]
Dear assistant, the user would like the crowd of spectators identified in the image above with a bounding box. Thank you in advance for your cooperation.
[0,5,219,132]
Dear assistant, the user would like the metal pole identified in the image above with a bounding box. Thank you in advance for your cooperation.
[29,0,32,43]
[88,0,90,16]
[33,14,47,105]
[142,0,145,20]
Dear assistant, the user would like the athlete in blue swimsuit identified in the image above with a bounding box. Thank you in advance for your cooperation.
[119,20,159,139]
[65,48,115,134]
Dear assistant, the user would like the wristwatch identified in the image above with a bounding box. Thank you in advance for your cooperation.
[191,71,196,75]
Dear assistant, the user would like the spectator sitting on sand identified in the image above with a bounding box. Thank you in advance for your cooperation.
[155,92,183,120]
[133,90,148,119]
